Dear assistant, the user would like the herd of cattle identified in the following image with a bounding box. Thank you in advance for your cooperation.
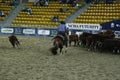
[68,29,120,54]
[7,29,120,54]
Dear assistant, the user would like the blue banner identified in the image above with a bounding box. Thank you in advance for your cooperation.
[100,19,120,31]
[50,29,57,37]
[22,27,37,36]
[14,27,23,35]
[0,26,101,36]
[1,20,120,37]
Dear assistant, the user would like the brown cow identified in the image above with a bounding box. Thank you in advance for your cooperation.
[8,35,20,48]
[69,34,79,46]
[86,33,115,51]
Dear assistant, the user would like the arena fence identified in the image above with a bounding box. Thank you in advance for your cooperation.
[0,19,120,37]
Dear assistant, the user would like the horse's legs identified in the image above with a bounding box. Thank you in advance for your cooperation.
[65,47,67,53]
[69,41,71,46]
[64,37,68,53]
[60,47,63,55]
[65,41,68,48]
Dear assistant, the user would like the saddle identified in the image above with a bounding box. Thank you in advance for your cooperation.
[57,34,64,40]
[52,35,64,41]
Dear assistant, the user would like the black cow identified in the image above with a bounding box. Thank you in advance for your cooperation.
[79,32,92,47]
[8,35,20,48]
[98,39,120,53]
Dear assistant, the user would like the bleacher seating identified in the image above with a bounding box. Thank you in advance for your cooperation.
[74,3,120,24]
[0,0,14,21]
[11,1,78,28]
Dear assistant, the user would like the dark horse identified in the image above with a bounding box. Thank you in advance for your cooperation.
[50,34,68,55]
[8,35,20,48]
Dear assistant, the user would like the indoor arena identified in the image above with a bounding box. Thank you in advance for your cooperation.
[0,0,120,80]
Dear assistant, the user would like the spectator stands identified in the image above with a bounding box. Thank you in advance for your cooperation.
[0,0,119,29]
[11,1,78,28]
[0,0,14,21]
[74,2,120,24]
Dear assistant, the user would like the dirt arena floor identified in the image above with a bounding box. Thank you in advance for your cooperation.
[0,35,120,80]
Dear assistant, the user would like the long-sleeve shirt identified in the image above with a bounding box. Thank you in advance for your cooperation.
[57,24,66,32]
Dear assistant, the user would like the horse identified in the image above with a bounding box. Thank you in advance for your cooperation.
[50,35,68,55]
[8,35,20,48]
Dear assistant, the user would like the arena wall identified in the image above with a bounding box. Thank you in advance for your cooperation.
[0,19,120,37]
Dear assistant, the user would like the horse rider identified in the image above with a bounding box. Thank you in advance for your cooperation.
[57,21,68,48]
